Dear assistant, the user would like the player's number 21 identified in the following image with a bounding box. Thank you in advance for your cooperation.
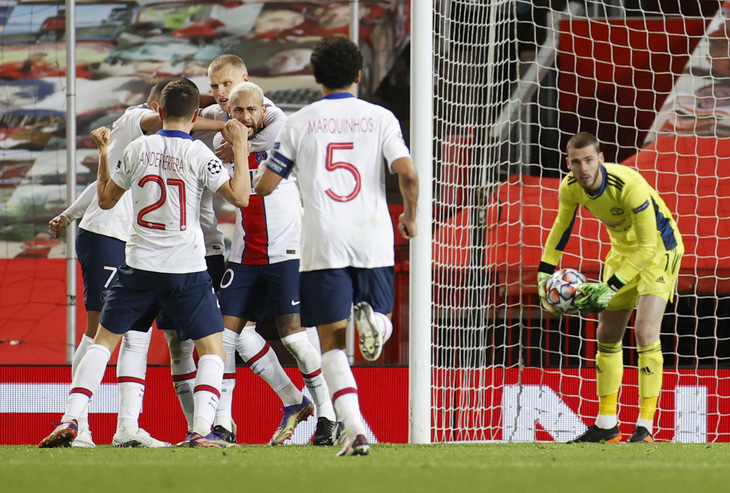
[325,142,360,202]
[137,175,187,231]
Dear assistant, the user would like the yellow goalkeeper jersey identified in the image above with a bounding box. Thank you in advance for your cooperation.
[541,162,683,285]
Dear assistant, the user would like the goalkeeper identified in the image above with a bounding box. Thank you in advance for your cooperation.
[537,132,684,443]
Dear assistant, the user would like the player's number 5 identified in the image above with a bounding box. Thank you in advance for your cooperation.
[325,142,360,202]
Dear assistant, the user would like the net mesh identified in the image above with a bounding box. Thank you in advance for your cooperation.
[432,0,730,442]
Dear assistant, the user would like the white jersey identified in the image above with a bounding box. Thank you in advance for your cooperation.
[77,105,152,242]
[111,129,229,273]
[200,188,225,257]
[195,98,283,256]
[265,93,410,271]
[228,150,300,265]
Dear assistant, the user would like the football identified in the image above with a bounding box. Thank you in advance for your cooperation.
[545,268,586,315]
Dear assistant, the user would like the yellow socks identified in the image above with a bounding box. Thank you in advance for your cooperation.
[638,340,663,422]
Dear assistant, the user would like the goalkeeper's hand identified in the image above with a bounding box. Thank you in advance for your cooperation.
[574,282,618,314]
[537,271,559,316]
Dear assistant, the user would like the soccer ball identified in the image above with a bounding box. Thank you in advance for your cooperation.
[545,268,586,315]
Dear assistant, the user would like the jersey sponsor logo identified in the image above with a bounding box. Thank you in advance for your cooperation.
[656,276,665,283]
[291,300,301,306]
[116,160,122,169]
[633,200,649,213]
[207,159,223,175]
[610,207,624,215]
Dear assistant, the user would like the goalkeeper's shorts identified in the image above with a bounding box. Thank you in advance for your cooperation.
[602,245,683,311]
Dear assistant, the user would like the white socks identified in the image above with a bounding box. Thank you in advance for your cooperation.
[116,330,151,430]
[63,344,111,422]
[215,329,239,432]
[165,330,196,430]
[321,349,365,435]
[192,354,224,436]
[237,325,302,407]
[374,312,393,343]
[281,331,335,421]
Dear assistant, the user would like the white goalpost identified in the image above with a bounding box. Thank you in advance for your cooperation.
[414,0,730,443]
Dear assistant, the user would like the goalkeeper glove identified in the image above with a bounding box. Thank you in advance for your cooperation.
[575,282,618,314]
[537,271,559,316]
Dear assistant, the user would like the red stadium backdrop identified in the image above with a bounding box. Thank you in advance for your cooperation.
[0,366,409,446]
[2,365,729,445]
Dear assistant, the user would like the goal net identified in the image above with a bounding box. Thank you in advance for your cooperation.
[431,0,730,443]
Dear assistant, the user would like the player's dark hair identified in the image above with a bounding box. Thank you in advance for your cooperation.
[311,35,362,90]
[160,78,199,120]
[147,79,174,106]
[567,132,601,153]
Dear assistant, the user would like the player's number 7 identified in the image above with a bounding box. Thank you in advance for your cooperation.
[325,142,360,202]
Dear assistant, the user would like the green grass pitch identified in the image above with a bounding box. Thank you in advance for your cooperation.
[2,443,727,493]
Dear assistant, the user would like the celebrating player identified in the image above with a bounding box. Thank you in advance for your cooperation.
[214,80,338,446]
[254,35,419,456]
[537,132,684,443]
[39,78,251,449]
[48,79,224,448]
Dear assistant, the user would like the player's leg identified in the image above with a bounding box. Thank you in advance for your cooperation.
[628,294,667,443]
[628,247,682,442]
[164,270,233,448]
[352,267,396,361]
[113,326,171,448]
[570,251,636,444]
[39,325,123,448]
[163,326,196,440]
[207,313,245,443]
[279,319,337,446]
[270,259,334,445]
[568,308,631,443]
[219,262,307,444]
[72,229,126,447]
[302,268,369,456]
[71,311,98,448]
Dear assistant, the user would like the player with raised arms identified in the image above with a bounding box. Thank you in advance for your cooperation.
[254,35,419,456]
[214,80,338,446]
[39,78,251,448]
[537,132,684,443]
[48,79,224,448]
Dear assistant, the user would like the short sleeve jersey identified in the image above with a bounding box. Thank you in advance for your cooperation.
[228,150,300,265]
[264,93,410,271]
[196,98,285,256]
[78,105,151,242]
[111,129,229,273]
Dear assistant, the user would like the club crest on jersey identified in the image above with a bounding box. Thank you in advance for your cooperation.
[255,151,268,163]
[207,159,222,175]
[100,290,111,303]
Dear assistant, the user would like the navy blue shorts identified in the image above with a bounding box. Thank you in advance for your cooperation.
[76,228,126,311]
[206,254,226,291]
[156,253,226,331]
[299,266,394,327]
[100,265,224,341]
[218,259,299,322]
